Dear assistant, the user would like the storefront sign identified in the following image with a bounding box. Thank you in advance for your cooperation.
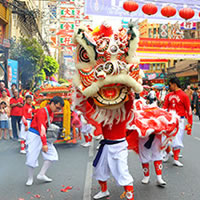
[60,34,74,46]
[159,24,168,39]
[147,73,157,80]
[61,7,75,18]
[7,59,18,88]
[139,64,150,70]
[145,73,164,80]
[60,22,75,31]
[171,22,184,39]
[180,22,196,30]
[3,39,10,48]
[137,38,200,58]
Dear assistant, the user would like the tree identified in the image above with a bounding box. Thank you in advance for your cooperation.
[43,55,59,78]
[166,75,190,90]
[10,37,45,88]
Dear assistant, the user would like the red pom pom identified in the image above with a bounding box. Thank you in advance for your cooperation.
[99,23,113,37]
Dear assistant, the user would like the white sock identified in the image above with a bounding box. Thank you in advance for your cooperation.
[39,160,52,176]
[27,166,34,180]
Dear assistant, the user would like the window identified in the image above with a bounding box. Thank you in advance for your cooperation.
[156,64,160,71]
[153,28,157,38]
[149,28,152,38]
[152,64,156,71]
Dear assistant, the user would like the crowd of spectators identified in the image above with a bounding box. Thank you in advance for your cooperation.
[140,83,200,120]
[0,80,30,140]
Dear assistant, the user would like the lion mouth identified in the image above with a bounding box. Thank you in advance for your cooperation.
[93,84,128,106]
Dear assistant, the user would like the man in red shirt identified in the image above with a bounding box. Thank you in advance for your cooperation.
[163,77,193,167]
[25,96,64,186]
[10,89,24,139]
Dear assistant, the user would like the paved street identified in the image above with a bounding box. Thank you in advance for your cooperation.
[0,115,200,200]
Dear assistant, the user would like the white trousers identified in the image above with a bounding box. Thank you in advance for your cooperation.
[171,118,185,149]
[139,135,162,163]
[26,131,58,168]
[81,124,92,135]
[19,120,31,140]
[93,140,133,186]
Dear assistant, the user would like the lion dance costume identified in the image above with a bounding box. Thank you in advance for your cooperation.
[73,21,179,200]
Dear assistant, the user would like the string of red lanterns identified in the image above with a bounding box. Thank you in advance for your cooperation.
[123,1,197,20]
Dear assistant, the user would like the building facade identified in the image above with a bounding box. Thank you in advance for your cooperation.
[0,1,10,81]
[10,0,42,40]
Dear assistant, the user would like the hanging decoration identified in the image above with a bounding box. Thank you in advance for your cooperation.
[161,6,177,18]
[179,7,195,20]
[123,0,139,13]
[142,3,158,16]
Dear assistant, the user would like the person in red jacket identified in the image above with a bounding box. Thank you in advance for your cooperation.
[163,77,193,167]
[19,95,33,154]
[25,96,64,186]
[10,89,24,139]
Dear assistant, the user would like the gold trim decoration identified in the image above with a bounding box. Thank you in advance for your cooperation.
[63,100,71,140]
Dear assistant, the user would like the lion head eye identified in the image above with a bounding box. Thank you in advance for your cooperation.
[78,46,90,63]
[96,38,110,54]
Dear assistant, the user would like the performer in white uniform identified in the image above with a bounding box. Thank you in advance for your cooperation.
[134,95,166,186]
[25,96,64,186]
[163,77,193,167]
[139,135,166,186]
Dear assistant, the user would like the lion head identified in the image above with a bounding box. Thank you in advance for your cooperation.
[73,21,143,109]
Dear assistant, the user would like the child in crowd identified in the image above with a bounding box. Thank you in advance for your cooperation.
[0,101,9,140]
[71,110,93,147]
[19,95,33,154]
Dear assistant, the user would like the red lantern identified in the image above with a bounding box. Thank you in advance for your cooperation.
[123,1,139,13]
[142,3,158,15]
[161,6,176,18]
[179,8,195,20]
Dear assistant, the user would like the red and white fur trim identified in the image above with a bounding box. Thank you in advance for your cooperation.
[91,104,126,128]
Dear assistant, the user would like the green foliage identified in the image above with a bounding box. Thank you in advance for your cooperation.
[10,37,45,88]
[178,77,190,89]
[43,56,59,77]
[10,38,59,89]
[166,75,190,89]
[37,69,46,81]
